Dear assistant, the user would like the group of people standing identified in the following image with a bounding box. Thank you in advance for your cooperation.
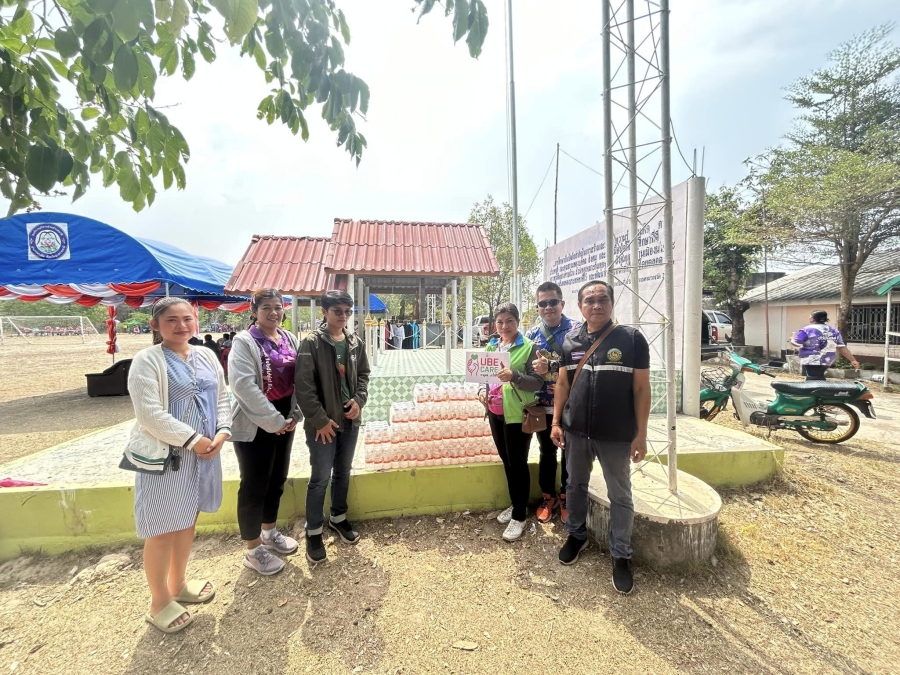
[125,288,369,634]
[479,280,650,596]
[123,279,651,634]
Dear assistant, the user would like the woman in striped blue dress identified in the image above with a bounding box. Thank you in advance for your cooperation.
[128,297,231,634]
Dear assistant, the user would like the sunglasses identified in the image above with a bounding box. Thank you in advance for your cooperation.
[536,298,561,308]
[329,309,354,317]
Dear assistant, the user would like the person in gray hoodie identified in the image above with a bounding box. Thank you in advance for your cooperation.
[229,289,302,576]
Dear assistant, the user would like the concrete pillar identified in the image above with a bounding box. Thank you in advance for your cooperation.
[356,277,364,336]
[444,316,452,374]
[465,275,473,349]
[451,278,458,349]
[347,274,355,333]
[681,176,706,417]
[291,296,299,339]
[441,286,447,347]
[310,297,316,332]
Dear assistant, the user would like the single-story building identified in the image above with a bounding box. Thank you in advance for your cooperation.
[741,250,900,362]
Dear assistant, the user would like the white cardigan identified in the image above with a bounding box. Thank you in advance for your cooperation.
[124,344,232,473]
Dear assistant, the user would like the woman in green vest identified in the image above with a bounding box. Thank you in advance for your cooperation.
[479,302,544,541]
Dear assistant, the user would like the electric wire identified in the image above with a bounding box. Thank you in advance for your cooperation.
[559,148,603,177]
[524,149,558,220]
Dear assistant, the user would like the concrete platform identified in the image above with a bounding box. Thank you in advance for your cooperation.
[0,414,780,562]
[588,463,722,568]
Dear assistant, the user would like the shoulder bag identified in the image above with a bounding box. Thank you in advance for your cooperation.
[570,322,617,388]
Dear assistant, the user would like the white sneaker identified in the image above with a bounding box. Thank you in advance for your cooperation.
[502,519,527,542]
[496,506,514,524]
[261,528,298,555]
[243,546,285,576]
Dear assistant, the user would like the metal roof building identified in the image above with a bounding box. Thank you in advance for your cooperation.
[742,251,900,304]
[740,250,900,359]
[224,219,500,342]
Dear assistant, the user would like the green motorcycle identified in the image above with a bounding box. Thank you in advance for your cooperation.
[699,351,876,444]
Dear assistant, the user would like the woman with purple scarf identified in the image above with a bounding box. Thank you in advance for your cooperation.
[228,289,303,576]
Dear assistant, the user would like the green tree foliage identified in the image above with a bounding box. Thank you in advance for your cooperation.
[762,25,900,335]
[703,186,761,346]
[0,0,488,215]
[469,194,541,319]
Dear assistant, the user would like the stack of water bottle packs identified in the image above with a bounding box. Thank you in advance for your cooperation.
[363,382,498,470]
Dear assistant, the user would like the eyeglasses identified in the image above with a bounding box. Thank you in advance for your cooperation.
[536,299,561,309]
[582,296,612,307]
[329,309,354,317]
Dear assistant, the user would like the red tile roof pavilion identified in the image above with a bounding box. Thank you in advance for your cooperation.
[226,219,500,297]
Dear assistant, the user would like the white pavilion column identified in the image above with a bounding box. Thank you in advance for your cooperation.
[310,297,316,332]
[347,273,355,333]
[451,278,458,350]
[356,276,364,336]
[441,286,448,348]
[465,276,473,349]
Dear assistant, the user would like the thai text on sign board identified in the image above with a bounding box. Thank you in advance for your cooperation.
[465,351,510,384]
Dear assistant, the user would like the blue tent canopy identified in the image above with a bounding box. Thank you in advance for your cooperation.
[355,294,387,314]
[0,212,245,303]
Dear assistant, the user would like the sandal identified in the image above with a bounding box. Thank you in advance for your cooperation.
[174,580,216,604]
[145,601,193,634]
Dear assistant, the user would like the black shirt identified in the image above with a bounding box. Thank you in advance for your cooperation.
[560,321,651,443]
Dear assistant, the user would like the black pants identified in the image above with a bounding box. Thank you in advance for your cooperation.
[488,412,533,522]
[233,395,294,541]
[803,365,827,380]
[536,414,567,497]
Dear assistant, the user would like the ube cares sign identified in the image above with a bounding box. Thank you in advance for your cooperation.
[465,351,510,384]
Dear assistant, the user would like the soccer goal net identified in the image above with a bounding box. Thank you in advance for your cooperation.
[0,316,103,344]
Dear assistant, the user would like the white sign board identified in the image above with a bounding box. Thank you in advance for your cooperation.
[464,350,510,384]
[543,179,690,369]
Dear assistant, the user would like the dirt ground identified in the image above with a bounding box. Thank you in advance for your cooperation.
[0,335,154,465]
[1,338,899,673]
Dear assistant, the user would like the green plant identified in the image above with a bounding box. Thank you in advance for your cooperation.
[0,0,489,214]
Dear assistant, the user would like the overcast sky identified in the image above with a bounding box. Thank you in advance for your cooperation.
[12,0,897,267]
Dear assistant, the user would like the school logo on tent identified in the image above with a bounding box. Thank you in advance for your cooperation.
[27,223,70,261]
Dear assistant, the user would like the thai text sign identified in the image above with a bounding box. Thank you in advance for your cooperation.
[465,351,510,384]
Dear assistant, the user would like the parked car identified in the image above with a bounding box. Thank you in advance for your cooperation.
[471,315,492,346]
[703,309,733,344]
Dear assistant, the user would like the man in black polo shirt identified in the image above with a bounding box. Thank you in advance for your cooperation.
[550,279,651,594]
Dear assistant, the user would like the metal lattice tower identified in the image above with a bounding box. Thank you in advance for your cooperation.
[603,0,678,493]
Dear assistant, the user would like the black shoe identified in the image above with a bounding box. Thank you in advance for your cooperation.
[328,518,360,544]
[558,535,589,565]
[612,557,634,595]
[306,533,326,563]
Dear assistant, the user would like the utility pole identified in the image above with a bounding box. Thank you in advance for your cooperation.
[553,143,560,246]
[506,0,520,308]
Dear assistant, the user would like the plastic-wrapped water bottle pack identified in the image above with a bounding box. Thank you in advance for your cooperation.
[363,382,497,470]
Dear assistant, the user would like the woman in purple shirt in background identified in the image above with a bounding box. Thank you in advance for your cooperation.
[791,309,860,380]
[229,289,303,576]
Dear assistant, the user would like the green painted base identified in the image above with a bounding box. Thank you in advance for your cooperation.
[0,436,782,562]
[0,463,540,562]
[658,448,784,488]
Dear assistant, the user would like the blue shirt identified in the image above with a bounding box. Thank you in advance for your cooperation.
[525,315,581,411]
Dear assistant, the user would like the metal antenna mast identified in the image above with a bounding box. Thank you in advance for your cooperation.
[602,0,678,493]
